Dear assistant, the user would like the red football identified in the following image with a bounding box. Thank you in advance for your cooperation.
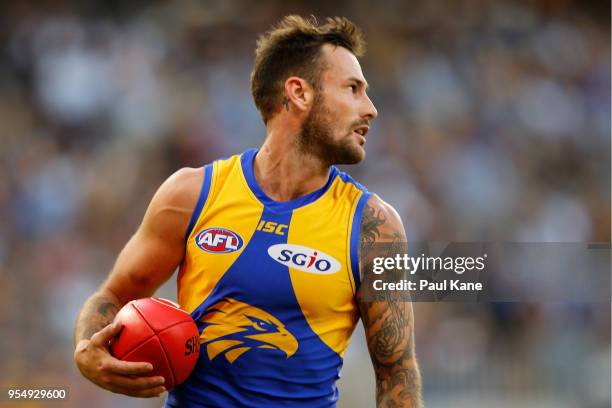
[110,297,200,390]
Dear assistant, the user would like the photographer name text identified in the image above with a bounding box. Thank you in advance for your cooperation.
[373,279,483,291]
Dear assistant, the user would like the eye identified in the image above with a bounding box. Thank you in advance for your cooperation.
[246,314,279,333]
[254,320,272,331]
[349,84,357,93]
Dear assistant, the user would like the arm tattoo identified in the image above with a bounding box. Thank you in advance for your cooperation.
[83,301,120,340]
[375,297,412,360]
[361,203,386,243]
[98,302,119,318]
[358,201,422,407]
[75,295,121,343]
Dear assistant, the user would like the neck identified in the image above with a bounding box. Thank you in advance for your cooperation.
[254,128,331,202]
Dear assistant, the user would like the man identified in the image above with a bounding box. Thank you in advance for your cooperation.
[74,15,422,407]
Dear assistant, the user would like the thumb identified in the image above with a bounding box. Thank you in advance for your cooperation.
[90,321,123,347]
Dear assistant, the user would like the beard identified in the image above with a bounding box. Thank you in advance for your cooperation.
[297,93,365,166]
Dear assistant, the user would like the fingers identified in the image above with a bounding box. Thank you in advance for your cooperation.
[99,360,165,397]
[96,359,166,398]
[78,323,167,399]
[107,382,166,398]
[90,322,122,347]
[105,373,165,391]
[127,385,167,398]
[102,359,153,376]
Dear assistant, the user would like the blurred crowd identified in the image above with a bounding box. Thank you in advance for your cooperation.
[0,1,609,407]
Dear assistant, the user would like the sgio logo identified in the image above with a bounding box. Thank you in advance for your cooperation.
[195,228,243,253]
[267,244,341,275]
[185,335,200,356]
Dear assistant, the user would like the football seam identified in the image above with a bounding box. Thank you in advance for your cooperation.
[132,302,193,334]
[132,303,190,387]
[131,304,176,387]
[155,320,200,388]
[155,324,186,387]
[113,304,156,359]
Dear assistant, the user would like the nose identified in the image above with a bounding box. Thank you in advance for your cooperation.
[363,93,378,120]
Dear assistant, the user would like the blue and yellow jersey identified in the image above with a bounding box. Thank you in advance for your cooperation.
[165,148,371,408]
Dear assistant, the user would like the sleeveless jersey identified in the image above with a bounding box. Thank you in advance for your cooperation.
[165,148,371,408]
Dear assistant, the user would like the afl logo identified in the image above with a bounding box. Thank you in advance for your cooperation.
[195,228,243,253]
[267,244,341,275]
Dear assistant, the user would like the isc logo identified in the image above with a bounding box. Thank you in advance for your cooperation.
[267,244,341,275]
[256,220,288,236]
[195,228,243,253]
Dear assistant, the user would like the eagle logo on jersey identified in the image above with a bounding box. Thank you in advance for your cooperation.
[198,297,298,363]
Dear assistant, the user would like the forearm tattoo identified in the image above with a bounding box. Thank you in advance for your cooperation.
[77,297,120,342]
[359,202,422,408]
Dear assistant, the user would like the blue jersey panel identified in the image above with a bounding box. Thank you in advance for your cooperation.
[166,208,341,408]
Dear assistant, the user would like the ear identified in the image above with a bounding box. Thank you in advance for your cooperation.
[284,77,314,113]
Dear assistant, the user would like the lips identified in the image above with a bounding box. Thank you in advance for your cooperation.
[353,125,369,137]
[352,125,369,146]
[353,131,366,146]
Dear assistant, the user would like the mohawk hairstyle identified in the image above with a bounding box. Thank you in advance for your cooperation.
[251,15,366,124]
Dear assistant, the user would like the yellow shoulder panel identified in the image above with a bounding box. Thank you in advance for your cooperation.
[178,155,264,313]
[287,177,364,355]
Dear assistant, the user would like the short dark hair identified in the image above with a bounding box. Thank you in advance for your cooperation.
[251,15,366,124]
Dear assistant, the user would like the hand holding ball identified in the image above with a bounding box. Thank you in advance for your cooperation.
[110,298,200,390]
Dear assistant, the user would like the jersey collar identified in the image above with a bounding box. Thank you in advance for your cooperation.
[240,148,338,212]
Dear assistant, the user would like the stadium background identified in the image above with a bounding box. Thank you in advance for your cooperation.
[0,0,609,407]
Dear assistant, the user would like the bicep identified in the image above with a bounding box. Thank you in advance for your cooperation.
[104,227,184,303]
[357,195,413,362]
[103,168,202,303]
